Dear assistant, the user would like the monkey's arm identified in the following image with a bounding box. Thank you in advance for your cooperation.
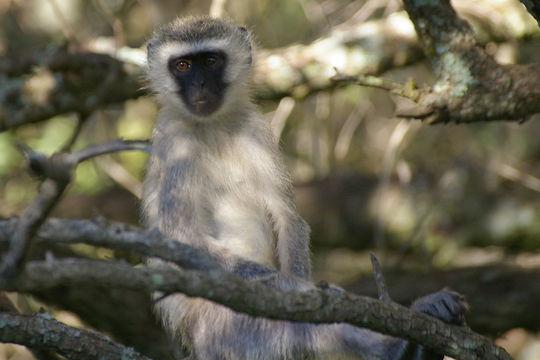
[211,249,465,359]
[230,257,465,360]
[277,210,311,279]
[142,128,203,245]
[319,287,465,359]
[264,193,311,279]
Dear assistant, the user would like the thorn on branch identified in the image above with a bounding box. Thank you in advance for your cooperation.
[369,252,392,304]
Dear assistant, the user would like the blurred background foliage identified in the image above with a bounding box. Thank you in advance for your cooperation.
[2,0,540,358]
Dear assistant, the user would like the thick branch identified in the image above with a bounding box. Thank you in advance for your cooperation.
[1,216,538,335]
[0,217,221,272]
[399,0,540,123]
[0,50,143,131]
[0,312,151,360]
[253,12,423,99]
[350,264,540,335]
[0,258,510,360]
[2,217,537,337]
[1,0,537,131]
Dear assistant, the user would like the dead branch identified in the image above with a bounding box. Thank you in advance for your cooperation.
[0,140,149,277]
[1,0,537,131]
[401,0,540,123]
[0,257,511,360]
[0,217,222,272]
[369,252,392,304]
[0,312,151,360]
[3,216,539,334]
[0,49,143,131]
[349,263,540,336]
[337,0,540,123]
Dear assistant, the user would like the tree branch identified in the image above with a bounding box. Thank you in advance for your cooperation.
[398,0,540,123]
[0,256,510,360]
[0,140,149,277]
[335,0,540,123]
[349,263,540,335]
[2,217,536,335]
[1,0,537,131]
[369,252,392,304]
[332,73,422,101]
[0,49,143,132]
[0,312,152,360]
[0,217,222,272]
[0,179,70,278]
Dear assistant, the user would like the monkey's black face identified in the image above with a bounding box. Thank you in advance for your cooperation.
[168,51,228,116]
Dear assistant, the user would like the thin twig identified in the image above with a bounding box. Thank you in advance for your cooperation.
[334,100,369,161]
[95,0,126,47]
[0,139,150,277]
[369,252,392,304]
[66,139,150,164]
[0,179,69,277]
[60,113,88,153]
[332,73,422,102]
[270,96,295,141]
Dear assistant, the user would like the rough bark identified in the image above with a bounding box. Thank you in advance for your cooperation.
[0,140,149,277]
[0,313,151,360]
[0,216,512,360]
[3,217,539,340]
[397,0,540,123]
[1,0,537,131]
[348,264,540,336]
[0,258,510,360]
[0,50,142,131]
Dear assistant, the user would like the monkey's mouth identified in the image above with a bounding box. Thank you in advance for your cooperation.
[194,98,209,106]
[192,97,211,111]
[184,92,222,116]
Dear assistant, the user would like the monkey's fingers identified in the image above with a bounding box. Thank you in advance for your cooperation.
[410,288,468,326]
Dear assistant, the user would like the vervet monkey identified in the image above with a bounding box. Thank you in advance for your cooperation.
[143,16,466,360]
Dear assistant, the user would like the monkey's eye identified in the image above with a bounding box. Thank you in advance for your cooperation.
[204,56,217,66]
[175,59,191,71]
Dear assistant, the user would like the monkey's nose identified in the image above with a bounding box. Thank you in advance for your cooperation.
[192,79,206,88]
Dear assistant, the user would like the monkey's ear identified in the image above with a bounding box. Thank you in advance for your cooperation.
[146,41,155,57]
[237,26,253,65]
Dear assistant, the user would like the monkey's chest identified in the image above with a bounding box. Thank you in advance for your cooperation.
[150,136,279,267]
[203,173,276,267]
[209,192,275,265]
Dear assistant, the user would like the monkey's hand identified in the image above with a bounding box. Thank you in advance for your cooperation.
[389,288,467,360]
[410,288,468,326]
